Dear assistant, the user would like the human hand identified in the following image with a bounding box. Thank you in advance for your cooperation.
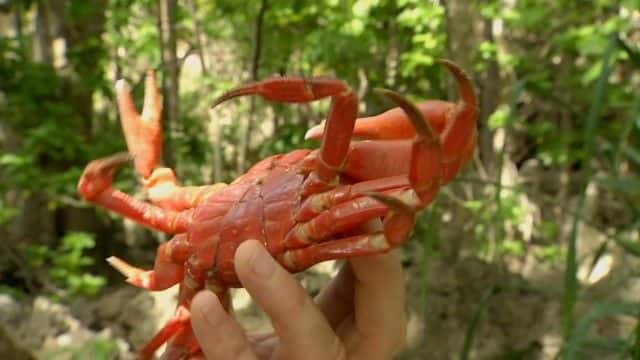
[190,239,406,359]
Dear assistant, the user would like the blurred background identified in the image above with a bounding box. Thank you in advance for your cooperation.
[0,0,638,359]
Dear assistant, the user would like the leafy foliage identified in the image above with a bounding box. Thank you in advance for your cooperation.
[26,232,106,298]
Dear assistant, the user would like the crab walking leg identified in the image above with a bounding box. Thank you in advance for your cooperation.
[160,324,201,360]
[280,231,398,271]
[139,279,230,359]
[287,88,451,251]
[295,175,409,221]
[138,304,192,360]
[282,92,446,268]
[361,90,445,246]
[211,76,358,189]
[303,60,478,185]
[162,280,230,359]
[108,234,192,290]
[437,59,478,182]
[77,153,191,233]
[284,196,388,249]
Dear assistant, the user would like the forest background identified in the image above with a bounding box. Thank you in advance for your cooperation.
[0,0,639,359]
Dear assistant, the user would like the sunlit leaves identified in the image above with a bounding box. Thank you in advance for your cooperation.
[488,107,509,130]
[25,232,107,298]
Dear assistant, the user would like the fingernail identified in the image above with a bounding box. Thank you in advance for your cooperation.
[247,241,276,279]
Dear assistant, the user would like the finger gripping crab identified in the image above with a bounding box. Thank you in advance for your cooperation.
[77,60,477,359]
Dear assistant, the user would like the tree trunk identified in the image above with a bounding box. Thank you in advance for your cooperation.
[236,0,268,174]
[33,1,53,64]
[442,0,477,98]
[188,0,223,183]
[479,17,499,172]
[442,0,482,260]
[158,0,179,169]
[13,2,24,53]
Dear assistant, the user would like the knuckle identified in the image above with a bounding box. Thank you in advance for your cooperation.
[330,336,348,360]
[279,278,309,314]
[390,312,407,354]
[229,338,254,360]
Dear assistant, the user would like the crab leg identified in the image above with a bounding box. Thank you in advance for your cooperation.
[284,87,444,251]
[282,88,453,269]
[108,233,192,290]
[139,268,230,359]
[295,175,409,221]
[305,60,477,185]
[212,76,358,190]
[77,153,191,233]
[438,59,478,182]
[138,304,192,360]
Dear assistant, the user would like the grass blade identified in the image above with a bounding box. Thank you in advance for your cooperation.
[562,36,616,341]
[459,286,497,360]
[564,302,640,359]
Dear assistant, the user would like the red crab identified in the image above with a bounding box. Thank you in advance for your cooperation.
[77,59,477,359]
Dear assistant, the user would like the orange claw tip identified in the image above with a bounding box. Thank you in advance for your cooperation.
[373,88,438,142]
[125,275,149,289]
[363,191,414,214]
[435,59,478,107]
[210,84,260,109]
[103,152,134,168]
[85,152,132,177]
[106,256,144,278]
[304,122,325,140]
[114,79,131,93]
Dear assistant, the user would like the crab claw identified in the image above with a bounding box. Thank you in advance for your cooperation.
[116,70,163,179]
[77,152,132,200]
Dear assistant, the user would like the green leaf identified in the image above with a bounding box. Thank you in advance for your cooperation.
[487,107,509,130]
[463,200,483,212]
